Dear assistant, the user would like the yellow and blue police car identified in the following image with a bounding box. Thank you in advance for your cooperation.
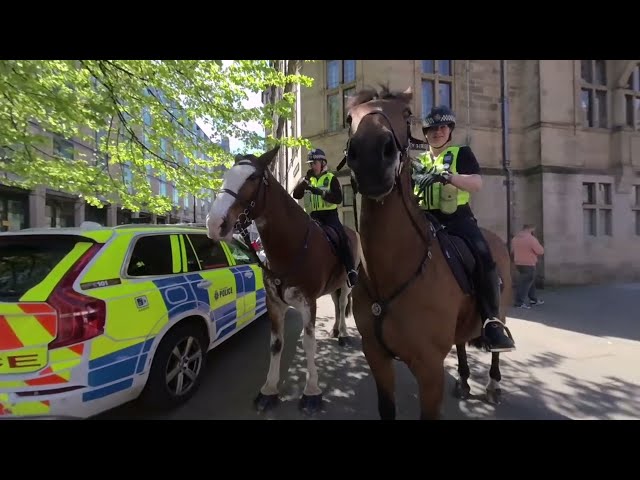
[0,222,266,419]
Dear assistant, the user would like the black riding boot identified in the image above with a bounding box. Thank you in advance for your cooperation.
[344,251,358,288]
[336,228,358,288]
[481,266,515,353]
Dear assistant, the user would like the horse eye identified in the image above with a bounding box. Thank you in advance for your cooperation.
[345,115,352,125]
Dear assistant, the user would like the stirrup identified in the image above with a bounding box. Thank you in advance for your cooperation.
[346,269,358,288]
[483,318,515,342]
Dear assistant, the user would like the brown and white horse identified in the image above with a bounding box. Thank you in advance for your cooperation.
[206,146,361,415]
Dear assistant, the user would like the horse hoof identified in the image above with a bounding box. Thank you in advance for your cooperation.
[298,394,323,415]
[453,381,471,400]
[486,388,502,405]
[338,336,351,347]
[254,392,279,412]
[331,328,339,338]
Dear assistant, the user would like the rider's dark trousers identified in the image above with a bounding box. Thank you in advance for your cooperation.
[310,209,355,272]
[430,211,500,320]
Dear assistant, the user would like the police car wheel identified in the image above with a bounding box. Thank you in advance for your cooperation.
[140,321,209,410]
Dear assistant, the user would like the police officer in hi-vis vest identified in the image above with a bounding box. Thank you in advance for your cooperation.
[411,106,516,353]
[292,148,358,288]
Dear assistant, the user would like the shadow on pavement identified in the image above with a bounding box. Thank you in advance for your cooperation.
[507,282,639,342]
[97,293,639,420]
[445,346,640,420]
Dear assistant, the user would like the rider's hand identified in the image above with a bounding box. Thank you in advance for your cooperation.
[413,169,451,192]
[305,169,313,180]
[307,186,323,196]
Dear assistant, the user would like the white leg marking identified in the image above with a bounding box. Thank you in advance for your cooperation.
[301,308,321,397]
[282,287,321,397]
[259,280,288,396]
[338,286,350,337]
[486,377,500,392]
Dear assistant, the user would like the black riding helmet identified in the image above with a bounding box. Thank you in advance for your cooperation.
[422,105,456,143]
[307,148,327,164]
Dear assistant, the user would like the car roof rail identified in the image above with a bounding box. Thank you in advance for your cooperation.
[113,223,207,230]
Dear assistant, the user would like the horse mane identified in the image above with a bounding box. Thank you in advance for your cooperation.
[346,83,413,110]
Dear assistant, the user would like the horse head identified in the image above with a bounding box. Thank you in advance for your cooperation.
[344,85,415,201]
[206,144,280,242]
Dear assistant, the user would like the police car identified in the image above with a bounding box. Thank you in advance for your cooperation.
[0,222,266,419]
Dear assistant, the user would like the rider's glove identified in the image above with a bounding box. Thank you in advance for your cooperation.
[306,185,324,196]
[412,167,452,192]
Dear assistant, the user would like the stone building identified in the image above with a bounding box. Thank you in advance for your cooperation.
[270,60,640,286]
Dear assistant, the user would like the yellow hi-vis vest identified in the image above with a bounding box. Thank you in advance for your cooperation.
[303,172,338,213]
[413,146,470,214]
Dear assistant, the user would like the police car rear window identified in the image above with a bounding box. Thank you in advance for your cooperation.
[0,235,85,301]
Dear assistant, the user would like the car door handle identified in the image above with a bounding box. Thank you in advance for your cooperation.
[197,281,212,289]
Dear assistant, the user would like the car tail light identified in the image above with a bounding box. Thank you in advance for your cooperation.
[48,243,106,350]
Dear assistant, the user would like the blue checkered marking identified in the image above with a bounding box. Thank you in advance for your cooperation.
[184,272,209,307]
[82,338,154,402]
[82,379,133,402]
[83,266,262,401]
[231,265,249,296]
[230,265,255,295]
[153,275,200,319]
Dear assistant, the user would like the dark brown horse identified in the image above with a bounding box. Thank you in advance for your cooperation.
[343,85,514,420]
[206,146,361,414]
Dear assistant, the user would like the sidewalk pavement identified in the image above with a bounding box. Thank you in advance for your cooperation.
[309,282,639,420]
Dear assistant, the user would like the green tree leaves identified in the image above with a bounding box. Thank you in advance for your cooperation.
[0,60,314,214]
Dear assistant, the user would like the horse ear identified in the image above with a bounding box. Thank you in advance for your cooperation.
[234,154,244,164]
[258,144,280,168]
[400,86,413,104]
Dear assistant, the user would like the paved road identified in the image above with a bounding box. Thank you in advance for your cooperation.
[96,282,640,420]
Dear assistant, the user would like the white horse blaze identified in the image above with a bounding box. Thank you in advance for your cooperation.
[206,163,256,240]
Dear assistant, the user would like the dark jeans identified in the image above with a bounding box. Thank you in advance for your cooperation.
[515,265,538,304]
[310,209,355,271]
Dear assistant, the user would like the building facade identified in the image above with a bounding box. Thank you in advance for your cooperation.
[272,60,640,286]
[0,119,228,231]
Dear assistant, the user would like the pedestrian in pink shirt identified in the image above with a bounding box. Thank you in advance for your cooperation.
[511,224,545,308]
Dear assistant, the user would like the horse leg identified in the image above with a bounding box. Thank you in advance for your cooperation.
[330,286,351,347]
[254,288,288,413]
[409,356,445,420]
[330,289,341,338]
[362,336,396,420]
[453,343,471,400]
[485,352,502,404]
[299,300,323,415]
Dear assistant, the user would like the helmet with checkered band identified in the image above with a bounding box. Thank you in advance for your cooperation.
[422,105,456,132]
[307,148,327,164]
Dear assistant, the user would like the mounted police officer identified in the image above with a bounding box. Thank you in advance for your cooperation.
[411,105,516,353]
[292,148,358,288]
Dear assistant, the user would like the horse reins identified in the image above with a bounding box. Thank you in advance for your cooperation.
[219,159,312,302]
[339,108,437,360]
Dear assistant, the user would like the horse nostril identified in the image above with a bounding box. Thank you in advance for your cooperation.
[220,217,228,233]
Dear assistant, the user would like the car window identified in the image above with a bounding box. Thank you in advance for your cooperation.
[187,234,229,271]
[227,238,255,266]
[127,235,174,277]
[0,235,82,301]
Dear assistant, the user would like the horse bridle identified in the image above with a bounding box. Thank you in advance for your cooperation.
[340,107,438,360]
[217,158,312,299]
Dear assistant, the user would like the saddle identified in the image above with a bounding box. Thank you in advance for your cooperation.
[425,212,477,296]
[313,220,345,259]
